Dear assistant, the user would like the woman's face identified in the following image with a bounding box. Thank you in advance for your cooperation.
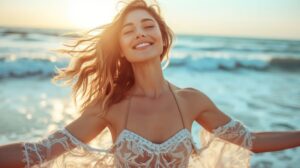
[119,9,164,63]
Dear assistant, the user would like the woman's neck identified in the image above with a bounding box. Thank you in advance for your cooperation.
[130,57,167,99]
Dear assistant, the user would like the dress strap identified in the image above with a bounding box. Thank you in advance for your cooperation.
[123,96,132,129]
[167,81,186,129]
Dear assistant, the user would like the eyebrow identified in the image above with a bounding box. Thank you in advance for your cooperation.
[122,18,155,30]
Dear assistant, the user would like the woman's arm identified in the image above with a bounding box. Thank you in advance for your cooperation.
[0,142,24,168]
[187,88,300,153]
[251,131,300,153]
[0,102,109,168]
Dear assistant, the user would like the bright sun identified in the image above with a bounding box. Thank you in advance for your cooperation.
[67,0,117,29]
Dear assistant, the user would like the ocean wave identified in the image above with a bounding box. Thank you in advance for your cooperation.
[1,56,300,79]
[173,44,300,54]
[169,57,267,70]
[169,56,300,71]
[0,58,67,79]
[270,58,300,70]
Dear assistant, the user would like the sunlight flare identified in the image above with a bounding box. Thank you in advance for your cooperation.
[67,0,116,29]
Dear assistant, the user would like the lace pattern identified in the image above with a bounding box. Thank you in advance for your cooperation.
[212,119,254,150]
[113,129,194,167]
[22,119,254,168]
[22,128,111,168]
[190,119,254,168]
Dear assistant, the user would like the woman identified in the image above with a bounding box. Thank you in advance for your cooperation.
[0,0,299,167]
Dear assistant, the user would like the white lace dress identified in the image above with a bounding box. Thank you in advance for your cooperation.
[22,119,255,168]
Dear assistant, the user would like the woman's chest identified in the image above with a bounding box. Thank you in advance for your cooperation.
[107,92,195,143]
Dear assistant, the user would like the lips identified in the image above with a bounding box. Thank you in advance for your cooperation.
[132,41,154,50]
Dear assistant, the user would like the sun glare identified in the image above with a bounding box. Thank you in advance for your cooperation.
[67,0,116,29]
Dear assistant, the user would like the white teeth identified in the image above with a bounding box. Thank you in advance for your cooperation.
[135,42,151,49]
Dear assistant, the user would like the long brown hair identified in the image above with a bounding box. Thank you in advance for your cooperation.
[52,0,174,117]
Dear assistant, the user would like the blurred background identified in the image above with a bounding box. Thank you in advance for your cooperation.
[0,0,300,167]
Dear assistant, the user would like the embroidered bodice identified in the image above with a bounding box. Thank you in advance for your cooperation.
[22,82,255,168]
[113,128,195,167]
[22,119,254,168]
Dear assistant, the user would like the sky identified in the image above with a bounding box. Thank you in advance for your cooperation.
[0,0,299,40]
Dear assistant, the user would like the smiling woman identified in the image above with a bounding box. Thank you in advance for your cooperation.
[67,0,116,29]
[0,0,300,168]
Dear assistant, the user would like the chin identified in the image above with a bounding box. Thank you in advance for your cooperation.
[128,53,161,63]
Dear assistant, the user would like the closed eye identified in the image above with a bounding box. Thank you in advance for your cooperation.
[144,25,155,29]
[123,30,133,35]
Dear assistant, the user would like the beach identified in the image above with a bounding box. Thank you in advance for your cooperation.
[0,26,300,167]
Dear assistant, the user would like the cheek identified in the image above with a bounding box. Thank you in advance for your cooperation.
[154,30,164,46]
[156,34,164,53]
[120,38,130,53]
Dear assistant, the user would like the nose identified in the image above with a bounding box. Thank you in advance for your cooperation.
[135,33,145,39]
[135,28,145,39]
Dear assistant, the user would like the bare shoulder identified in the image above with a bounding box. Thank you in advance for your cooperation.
[75,98,123,130]
[106,98,129,118]
[78,100,110,126]
[171,84,209,105]
[174,85,231,130]
[105,98,130,131]
[170,84,214,120]
[65,100,110,143]
[176,87,206,100]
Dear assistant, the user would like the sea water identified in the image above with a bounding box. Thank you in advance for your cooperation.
[0,27,300,167]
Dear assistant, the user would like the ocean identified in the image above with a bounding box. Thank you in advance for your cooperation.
[0,26,300,167]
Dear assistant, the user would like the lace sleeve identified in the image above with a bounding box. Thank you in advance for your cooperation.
[189,119,255,168]
[22,128,112,168]
[212,119,255,150]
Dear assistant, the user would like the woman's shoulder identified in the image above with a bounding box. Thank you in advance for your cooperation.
[170,84,215,120]
[170,83,208,102]
[104,97,130,126]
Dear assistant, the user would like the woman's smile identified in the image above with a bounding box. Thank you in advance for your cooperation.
[133,42,153,50]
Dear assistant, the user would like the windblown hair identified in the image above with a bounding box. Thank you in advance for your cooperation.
[52,0,174,117]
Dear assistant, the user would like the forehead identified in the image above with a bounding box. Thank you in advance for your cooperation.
[122,9,156,24]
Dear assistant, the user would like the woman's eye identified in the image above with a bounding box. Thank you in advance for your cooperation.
[144,25,154,29]
[123,30,133,35]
